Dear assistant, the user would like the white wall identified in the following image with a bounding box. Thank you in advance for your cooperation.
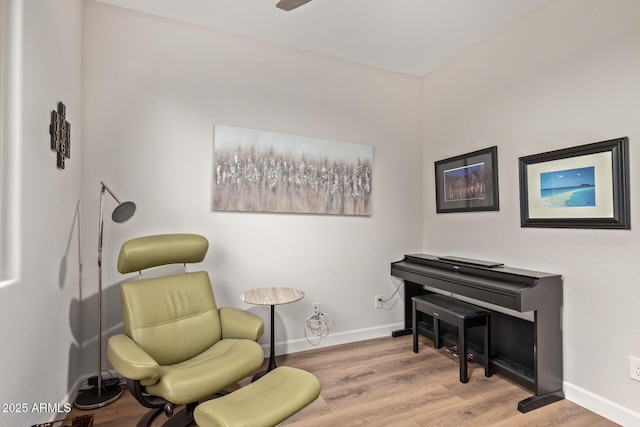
[80,2,422,375]
[422,0,640,424]
[13,1,638,425]
[0,0,84,425]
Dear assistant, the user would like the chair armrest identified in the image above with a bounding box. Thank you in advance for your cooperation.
[107,334,160,382]
[219,307,264,341]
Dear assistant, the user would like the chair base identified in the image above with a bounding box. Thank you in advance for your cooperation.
[129,379,228,427]
[137,406,194,427]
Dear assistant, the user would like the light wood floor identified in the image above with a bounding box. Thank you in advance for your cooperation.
[68,335,618,426]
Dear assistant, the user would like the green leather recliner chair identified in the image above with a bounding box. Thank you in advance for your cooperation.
[107,234,265,427]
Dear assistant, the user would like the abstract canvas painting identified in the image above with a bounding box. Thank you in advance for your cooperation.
[212,125,373,215]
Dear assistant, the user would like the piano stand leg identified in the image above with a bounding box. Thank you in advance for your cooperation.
[392,328,412,337]
[484,315,492,378]
[517,391,564,413]
[412,299,418,353]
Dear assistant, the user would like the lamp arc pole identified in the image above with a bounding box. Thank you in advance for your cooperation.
[74,182,136,409]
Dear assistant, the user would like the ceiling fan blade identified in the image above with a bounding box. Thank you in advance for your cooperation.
[276,0,312,11]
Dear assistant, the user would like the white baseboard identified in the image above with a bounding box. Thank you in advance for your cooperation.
[47,375,88,423]
[564,382,640,426]
[268,322,404,356]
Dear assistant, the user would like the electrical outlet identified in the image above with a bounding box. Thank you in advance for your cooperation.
[631,356,640,382]
[312,302,320,314]
[375,295,383,309]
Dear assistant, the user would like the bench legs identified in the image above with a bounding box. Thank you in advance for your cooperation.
[459,320,468,383]
[413,298,491,384]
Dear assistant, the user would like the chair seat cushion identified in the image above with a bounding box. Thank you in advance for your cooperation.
[194,366,321,427]
[146,338,264,404]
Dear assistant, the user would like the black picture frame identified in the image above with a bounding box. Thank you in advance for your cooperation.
[435,146,499,213]
[518,137,630,229]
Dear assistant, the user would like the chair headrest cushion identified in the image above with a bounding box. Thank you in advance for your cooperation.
[117,234,209,274]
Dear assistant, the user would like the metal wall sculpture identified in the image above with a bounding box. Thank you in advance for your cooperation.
[49,101,71,169]
[212,125,373,216]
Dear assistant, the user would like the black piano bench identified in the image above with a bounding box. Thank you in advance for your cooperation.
[412,293,492,383]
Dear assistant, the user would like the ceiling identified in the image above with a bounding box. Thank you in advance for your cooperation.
[92,0,548,77]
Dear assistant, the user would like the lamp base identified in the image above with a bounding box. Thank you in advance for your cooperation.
[74,383,123,410]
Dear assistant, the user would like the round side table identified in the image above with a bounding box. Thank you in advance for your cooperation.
[241,287,304,381]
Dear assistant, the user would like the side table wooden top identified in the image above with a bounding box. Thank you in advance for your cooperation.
[241,287,305,306]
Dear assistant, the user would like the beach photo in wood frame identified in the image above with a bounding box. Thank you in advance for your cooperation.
[518,137,630,229]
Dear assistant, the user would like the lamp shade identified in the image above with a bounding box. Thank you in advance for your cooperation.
[112,201,136,223]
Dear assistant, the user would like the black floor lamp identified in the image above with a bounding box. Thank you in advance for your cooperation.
[74,182,136,409]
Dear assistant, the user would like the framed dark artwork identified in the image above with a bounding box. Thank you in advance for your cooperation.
[518,137,630,229]
[434,146,499,213]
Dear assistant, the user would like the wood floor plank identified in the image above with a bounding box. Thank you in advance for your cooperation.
[67,335,619,426]
[286,385,462,427]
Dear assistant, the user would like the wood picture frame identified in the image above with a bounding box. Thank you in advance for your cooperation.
[434,146,499,213]
[518,137,630,229]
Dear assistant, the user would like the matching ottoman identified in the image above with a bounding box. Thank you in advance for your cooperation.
[194,366,320,427]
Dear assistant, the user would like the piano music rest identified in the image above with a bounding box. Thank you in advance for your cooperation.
[412,294,491,383]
